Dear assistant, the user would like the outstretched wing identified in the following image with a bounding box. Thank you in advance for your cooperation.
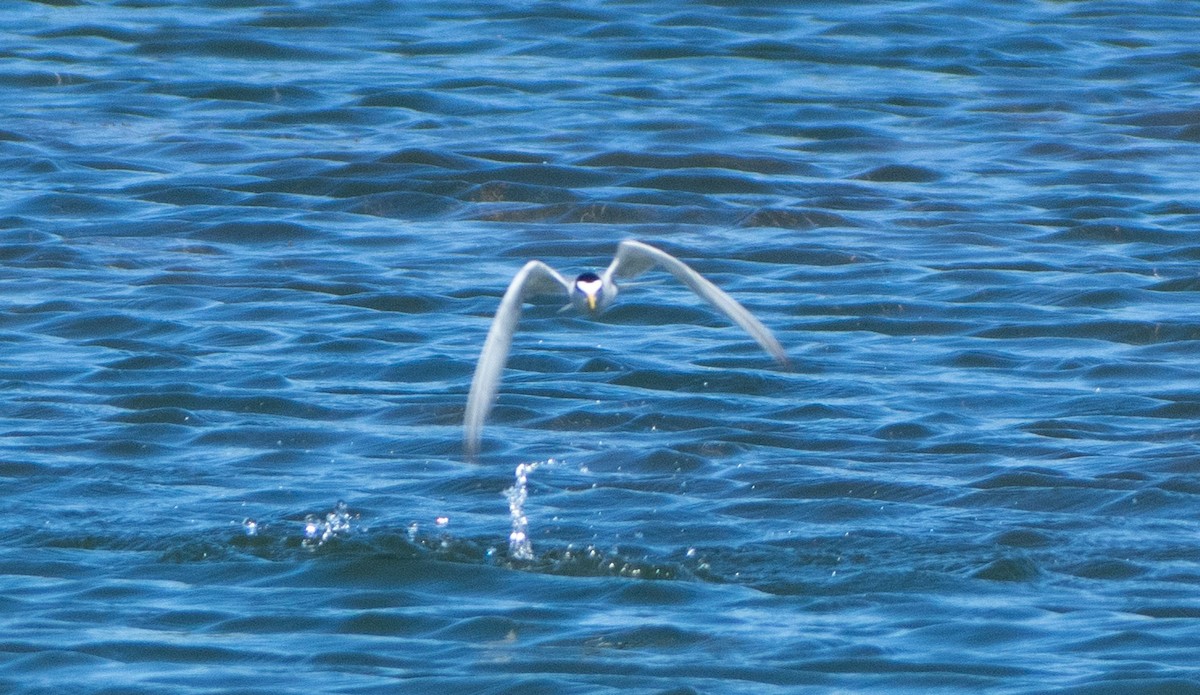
[464,260,571,458]
[603,240,790,367]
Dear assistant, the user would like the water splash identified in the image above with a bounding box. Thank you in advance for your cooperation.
[302,500,353,548]
[505,459,556,561]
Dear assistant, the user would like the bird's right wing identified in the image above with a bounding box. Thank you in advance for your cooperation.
[605,240,790,367]
[464,260,571,458]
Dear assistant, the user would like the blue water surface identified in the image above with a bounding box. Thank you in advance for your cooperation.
[3,1,1200,693]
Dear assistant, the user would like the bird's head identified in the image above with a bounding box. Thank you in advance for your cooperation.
[571,272,607,313]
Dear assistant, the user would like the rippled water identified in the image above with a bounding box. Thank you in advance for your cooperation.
[3,1,1200,692]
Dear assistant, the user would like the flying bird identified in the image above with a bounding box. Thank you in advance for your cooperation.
[464,240,789,457]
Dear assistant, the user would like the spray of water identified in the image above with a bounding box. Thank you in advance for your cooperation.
[505,459,556,561]
[302,500,353,548]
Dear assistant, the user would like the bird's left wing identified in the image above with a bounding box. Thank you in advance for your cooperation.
[464,260,571,458]
[604,240,790,367]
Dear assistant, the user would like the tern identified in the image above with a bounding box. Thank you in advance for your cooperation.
[463,239,789,457]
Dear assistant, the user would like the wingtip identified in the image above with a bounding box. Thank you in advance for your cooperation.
[463,424,482,461]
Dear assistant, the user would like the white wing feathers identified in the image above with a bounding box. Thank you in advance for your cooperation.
[463,261,570,457]
[605,240,790,367]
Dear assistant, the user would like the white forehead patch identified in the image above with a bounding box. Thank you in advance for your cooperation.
[575,278,603,296]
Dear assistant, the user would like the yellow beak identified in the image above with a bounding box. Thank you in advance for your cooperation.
[586,294,596,311]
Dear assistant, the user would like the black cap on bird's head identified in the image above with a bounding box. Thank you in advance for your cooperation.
[572,272,605,312]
